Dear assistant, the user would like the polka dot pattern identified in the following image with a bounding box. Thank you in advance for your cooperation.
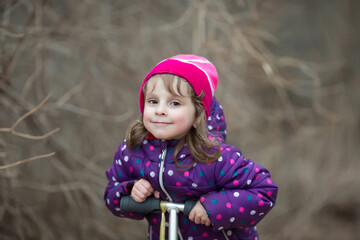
[104,110,278,240]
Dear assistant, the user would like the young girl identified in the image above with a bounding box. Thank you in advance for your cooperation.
[104,54,278,240]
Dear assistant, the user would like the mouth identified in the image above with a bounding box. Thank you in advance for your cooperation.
[152,121,171,125]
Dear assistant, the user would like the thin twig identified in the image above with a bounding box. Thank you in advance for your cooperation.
[0,94,60,139]
[0,152,55,170]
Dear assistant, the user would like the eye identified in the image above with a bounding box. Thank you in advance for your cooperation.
[148,99,158,104]
[170,101,181,106]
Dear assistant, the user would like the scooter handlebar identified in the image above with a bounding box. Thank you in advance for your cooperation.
[120,196,161,214]
[120,196,197,216]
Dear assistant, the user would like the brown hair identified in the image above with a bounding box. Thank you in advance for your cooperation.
[126,74,221,169]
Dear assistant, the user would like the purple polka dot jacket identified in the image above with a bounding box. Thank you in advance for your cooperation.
[104,97,278,240]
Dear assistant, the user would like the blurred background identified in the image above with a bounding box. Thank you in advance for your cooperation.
[1,0,359,239]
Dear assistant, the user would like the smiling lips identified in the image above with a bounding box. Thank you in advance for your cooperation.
[151,121,171,125]
[152,121,171,125]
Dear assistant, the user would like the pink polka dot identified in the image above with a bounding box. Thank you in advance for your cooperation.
[255,174,259,179]
[186,192,193,196]
[149,146,154,151]
[202,232,208,237]
[116,148,119,152]
[245,227,249,232]
[255,168,260,173]
[200,197,205,202]
[267,179,272,184]
[146,161,150,167]
[220,147,224,151]
[233,180,239,185]
[267,191,272,196]
[208,136,213,140]
[129,167,133,172]
[217,137,221,141]
[184,171,189,177]
[216,214,222,220]
[226,202,232,208]
[226,147,230,151]
[230,159,235,164]
[153,218,157,223]
[259,200,264,206]
[113,200,119,204]
[239,207,244,213]
[257,193,263,198]
[129,212,134,216]
[251,221,256,225]
[176,182,182,187]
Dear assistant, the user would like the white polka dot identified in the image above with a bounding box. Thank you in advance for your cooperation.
[115,208,120,211]
[218,156,223,162]
[121,145,126,151]
[112,176,116,181]
[270,202,273,207]
[188,237,193,240]
[143,140,148,144]
[247,180,252,185]
[150,171,156,177]
[250,210,256,215]
[259,212,264,216]
[208,125,213,130]
[236,152,241,156]
[208,117,212,121]
[218,227,224,231]
[114,182,119,186]
[227,230,232,236]
[216,115,221,120]
[124,156,129,162]
[180,154,185,158]
[234,192,240,197]
[116,192,120,197]
[192,183,198,188]
[230,217,235,222]
[168,170,173,176]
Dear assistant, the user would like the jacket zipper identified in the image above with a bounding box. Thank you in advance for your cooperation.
[159,148,185,240]
[159,148,173,201]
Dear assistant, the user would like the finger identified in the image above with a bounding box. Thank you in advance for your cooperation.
[131,188,146,202]
[137,180,155,196]
[194,216,202,225]
[153,191,160,198]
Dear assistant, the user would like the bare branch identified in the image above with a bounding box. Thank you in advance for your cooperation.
[0,152,55,170]
[0,94,60,139]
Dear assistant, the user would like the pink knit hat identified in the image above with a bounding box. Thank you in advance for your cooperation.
[139,54,218,117]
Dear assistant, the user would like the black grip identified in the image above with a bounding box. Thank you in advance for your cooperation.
[183,200,197,216]
[120,196,161,214]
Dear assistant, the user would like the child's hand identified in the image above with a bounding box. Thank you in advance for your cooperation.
[131,179,160,203]
[188,200,211,227]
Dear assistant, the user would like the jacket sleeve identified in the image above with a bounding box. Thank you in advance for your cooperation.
[200,146,278,232]
[104,140,145,220]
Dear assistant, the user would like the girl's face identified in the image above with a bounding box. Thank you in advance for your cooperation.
[143,75,196,140]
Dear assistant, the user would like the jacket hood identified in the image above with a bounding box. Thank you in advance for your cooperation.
[207,96,227,143]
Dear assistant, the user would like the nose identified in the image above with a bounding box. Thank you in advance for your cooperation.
[155,103,167,116]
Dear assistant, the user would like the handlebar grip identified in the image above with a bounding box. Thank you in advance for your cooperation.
[183,200,197,216]
[120,196,161,214]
